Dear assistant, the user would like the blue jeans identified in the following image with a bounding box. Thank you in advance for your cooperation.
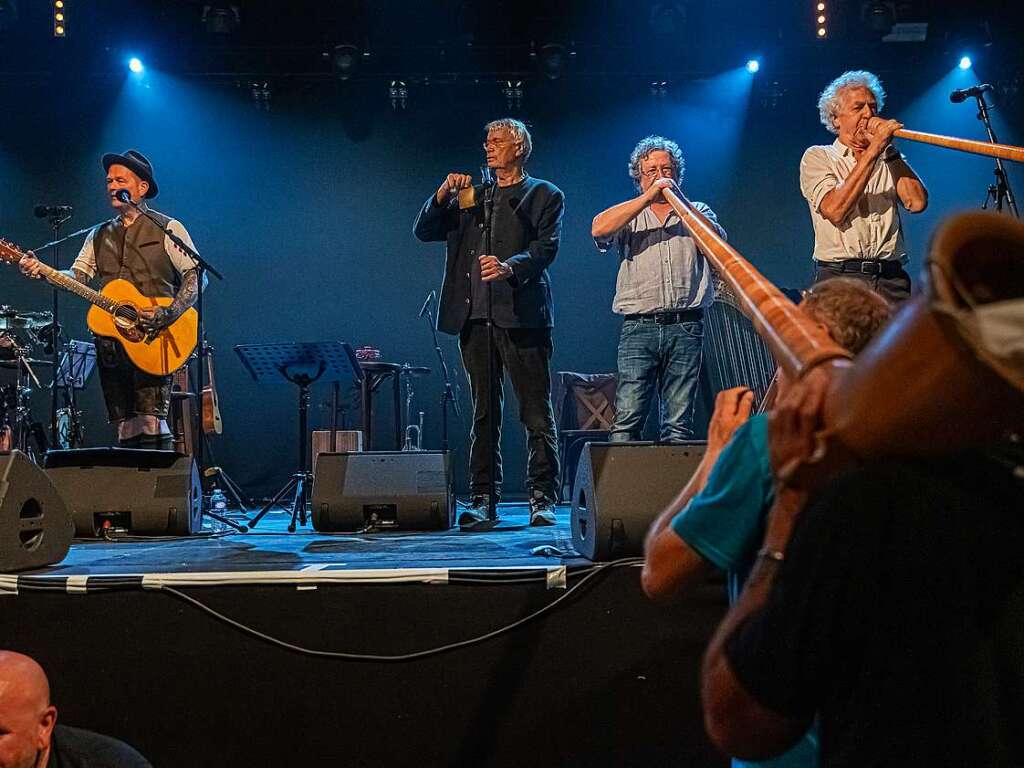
[611,319,704,443]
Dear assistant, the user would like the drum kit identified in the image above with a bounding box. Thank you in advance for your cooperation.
[0,305,55,458]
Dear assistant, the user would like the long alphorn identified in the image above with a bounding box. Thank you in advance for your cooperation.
[893,128,1024,164]
[661,187,851,381]
[661,189,1024,479]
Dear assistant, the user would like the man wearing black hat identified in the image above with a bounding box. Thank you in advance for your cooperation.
[20,150,201,449]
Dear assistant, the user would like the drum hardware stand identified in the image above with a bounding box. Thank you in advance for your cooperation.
[6,345,48,461]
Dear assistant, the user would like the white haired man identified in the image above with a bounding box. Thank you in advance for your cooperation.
[592,136,726,443]
[413,118,563,527]
[800,70,928,302]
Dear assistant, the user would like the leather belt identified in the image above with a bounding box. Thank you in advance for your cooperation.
[624,308,704,325]
[816,259,905,278]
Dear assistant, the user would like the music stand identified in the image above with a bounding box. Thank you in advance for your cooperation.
[235,342,362,532]
[54,340,96,389]
[53,340,95,449]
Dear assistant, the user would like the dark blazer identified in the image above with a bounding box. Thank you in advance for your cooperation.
[413,176,564,335]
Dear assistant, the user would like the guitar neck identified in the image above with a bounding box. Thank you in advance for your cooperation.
[41,264,117,313]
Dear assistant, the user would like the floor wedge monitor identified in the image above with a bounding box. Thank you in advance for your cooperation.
[571,441,706,561]
[1,450,74,572]
[44,448,201,536]
[312,451,453,531]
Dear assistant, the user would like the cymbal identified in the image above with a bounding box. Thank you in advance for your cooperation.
[0,310,53,330]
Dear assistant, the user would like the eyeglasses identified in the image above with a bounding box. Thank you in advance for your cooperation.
[640,166,675,179]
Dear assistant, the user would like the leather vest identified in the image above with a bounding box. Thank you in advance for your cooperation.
[93,209,179,298]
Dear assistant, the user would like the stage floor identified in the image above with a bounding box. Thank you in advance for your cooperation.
[6,502,581,592]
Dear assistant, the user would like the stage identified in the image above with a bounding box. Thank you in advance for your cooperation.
[2,503,729,767]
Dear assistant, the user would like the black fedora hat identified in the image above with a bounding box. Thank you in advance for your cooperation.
[101,149,159,198]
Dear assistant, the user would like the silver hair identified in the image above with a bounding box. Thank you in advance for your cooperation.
[817,70,887,135]
[484,118,533,163]
[628,135,685,190]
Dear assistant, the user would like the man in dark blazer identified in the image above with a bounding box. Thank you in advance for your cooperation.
[414,118,563,526]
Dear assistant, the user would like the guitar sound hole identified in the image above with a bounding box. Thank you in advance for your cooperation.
[112,303,145,342]
[114,304,139,325]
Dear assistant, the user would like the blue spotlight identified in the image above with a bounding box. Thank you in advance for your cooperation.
[128,57,144,74]
[958,56,972,70]
[746,59,760,74]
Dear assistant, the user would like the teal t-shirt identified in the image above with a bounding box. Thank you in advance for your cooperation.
[671,414,819,768]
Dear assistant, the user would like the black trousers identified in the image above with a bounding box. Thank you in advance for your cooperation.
[94,336,171,422]
[813,262,912,303]
[458,321,559,499]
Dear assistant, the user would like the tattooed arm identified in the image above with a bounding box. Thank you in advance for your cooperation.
[138,268,200,331]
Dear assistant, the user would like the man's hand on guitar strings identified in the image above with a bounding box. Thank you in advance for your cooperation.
[138,305,173,335]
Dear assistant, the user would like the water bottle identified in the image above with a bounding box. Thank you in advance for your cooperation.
[209,488,228,512]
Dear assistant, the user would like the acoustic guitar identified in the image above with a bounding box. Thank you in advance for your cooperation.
[0,238,197,376]
[202,347,223,435]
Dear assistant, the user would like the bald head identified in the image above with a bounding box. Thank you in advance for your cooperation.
[0,652,50,712]
[0,651,56,768]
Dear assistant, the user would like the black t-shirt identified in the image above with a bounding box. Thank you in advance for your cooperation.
[470,175,533,321]
[725,449,1024,767]
[48,724,151,768]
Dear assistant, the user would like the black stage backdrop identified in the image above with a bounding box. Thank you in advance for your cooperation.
[2,571,729,767]
[1,35,1020,497]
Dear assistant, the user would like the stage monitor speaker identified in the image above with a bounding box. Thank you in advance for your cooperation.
[571,441,706,561]
[0,450,73,572]
[312,451,453,532]
[44,448,201,537]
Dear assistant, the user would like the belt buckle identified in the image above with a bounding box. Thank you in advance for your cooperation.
[860,261,879,275]
[655,313,673,325]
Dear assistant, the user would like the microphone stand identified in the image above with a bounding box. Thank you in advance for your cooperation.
[483,184,500,524]
[44,210,73,448]
[421,293,460,453]
[118,196,244,533]
[974,92,1019,218]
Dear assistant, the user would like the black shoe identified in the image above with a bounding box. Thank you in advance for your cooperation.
[459,495,497,527]
[528,491,557,526]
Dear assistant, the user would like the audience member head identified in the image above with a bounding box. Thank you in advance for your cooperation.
[0,651,57,768]
[801,277,893,354]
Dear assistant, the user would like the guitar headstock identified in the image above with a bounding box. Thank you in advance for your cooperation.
[0,239,27,266]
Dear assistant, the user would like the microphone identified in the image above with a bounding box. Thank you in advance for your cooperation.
[34,205,73,218]
[114,189,134,204]
[418,290,435,318]
[950,84,993,103]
